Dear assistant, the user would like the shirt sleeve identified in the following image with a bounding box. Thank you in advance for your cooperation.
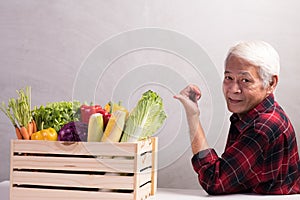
[191,130,268,195]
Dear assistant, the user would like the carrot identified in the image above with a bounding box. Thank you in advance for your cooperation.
[32,119,37,133]
[27,122,33,137]
[15,126,23,140]
[20,126,30,140]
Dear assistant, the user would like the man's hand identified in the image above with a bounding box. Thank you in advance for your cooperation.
[174,84,201,117]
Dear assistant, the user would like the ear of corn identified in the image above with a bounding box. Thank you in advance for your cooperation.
[87,113,104,142]
[101,110,126,142]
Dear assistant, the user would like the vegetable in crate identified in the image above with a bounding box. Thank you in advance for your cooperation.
[104,101,129,118]
[80,104,102,124]
[31,128,58,141]
[80,104,111,129]
[120,90,167,142]
[101,110,126,142]
[58,121,88,141]
[32,101,81,132]
[0,86,36,140]
[87,113,104,142]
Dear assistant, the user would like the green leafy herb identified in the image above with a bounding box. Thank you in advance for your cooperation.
[32,101,81,132]
[0,86,32,128]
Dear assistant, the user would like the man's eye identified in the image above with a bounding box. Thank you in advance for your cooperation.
[224,76,232,80]
[241,78,250,83]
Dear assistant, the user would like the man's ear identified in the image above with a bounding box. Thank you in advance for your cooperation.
[267,75,278,94]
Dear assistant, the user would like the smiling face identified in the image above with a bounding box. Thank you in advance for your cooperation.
[223,54,272,118]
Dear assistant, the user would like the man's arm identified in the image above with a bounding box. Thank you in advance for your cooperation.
[174,84,209,154]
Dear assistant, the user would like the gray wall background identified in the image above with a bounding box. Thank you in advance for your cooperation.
[1,0,300,189]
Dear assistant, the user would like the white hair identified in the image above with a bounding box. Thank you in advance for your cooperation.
[225,40,280,87]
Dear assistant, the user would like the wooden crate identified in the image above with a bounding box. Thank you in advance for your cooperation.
[10,137,157,200]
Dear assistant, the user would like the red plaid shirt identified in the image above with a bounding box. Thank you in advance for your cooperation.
[192,94,300,195]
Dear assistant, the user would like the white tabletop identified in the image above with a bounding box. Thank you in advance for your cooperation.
[1,181,300,200]
[0,181,10,200]
[152,188,300,200]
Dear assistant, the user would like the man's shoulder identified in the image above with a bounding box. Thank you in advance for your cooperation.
[254,104,292,142]
[256,101,288,124]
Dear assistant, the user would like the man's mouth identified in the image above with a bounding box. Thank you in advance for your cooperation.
[228,97,243,104]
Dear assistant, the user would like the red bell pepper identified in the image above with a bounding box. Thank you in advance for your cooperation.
[80,105,101,124]
[80,105,111,129]
[98,109,111,129]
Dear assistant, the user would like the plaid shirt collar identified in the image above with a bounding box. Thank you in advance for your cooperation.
[230,93,275,132]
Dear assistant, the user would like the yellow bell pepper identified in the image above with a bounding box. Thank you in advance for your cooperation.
[31,128,58,141]
[104,101,129,118]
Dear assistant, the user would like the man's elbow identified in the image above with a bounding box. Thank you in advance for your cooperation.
[205,186,226,195]
[200,181,227,195]
[201,181,250,195]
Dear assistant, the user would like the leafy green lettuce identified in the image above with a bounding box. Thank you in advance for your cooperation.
[32,101,81,132]
[121,90,167,142]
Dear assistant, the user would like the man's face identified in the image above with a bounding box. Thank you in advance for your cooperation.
[223,54,270,117]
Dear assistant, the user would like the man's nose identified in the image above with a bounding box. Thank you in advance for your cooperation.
[230,82,242,93]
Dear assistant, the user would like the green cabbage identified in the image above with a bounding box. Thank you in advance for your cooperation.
[121,90,167,142]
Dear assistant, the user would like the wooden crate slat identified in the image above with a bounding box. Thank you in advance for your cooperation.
[12,155,135,173]
[138,152,153,171]
[11,187,134,200]
[13,171,134,189]
[12,140,137,156]
[10,137,157,200]
[136,139,153,154]
[139,167,152,187]
[135,181,152,200]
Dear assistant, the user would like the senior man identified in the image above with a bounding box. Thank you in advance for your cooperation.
[174,41,300,195]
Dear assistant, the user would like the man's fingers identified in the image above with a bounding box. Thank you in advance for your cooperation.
[173,94,189,105]
[174,84,201,105]
[173,94,184,102]
[189,85,201,101]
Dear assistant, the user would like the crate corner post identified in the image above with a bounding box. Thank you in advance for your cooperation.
[150,137,158,196]
[9,140,14,200]
[133,140,141,200]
